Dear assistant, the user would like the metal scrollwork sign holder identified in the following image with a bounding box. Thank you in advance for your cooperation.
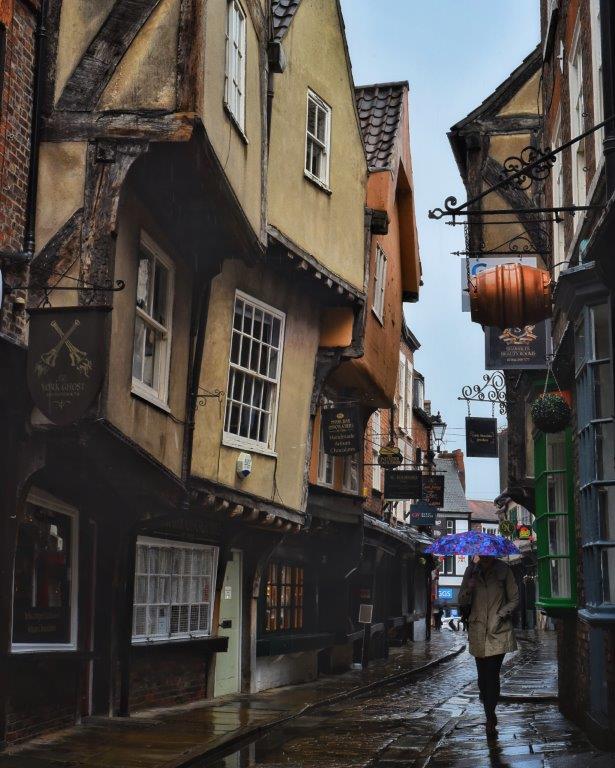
[458,372,509,416]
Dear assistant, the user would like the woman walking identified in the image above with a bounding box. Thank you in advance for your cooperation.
[459,555,519,738]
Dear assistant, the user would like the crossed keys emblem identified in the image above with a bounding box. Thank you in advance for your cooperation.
[35,319,93,378]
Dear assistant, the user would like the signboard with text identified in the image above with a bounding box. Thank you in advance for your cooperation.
[409,500,437,525]
[422,474,445,508]
[321,405,362,456]
[384,469,423,500]
[465,417,499,458]
[485,321,550,370]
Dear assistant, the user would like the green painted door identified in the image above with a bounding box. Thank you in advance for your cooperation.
[214,550,242,697]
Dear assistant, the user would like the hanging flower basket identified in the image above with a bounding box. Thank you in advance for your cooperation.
[530,392,572,433]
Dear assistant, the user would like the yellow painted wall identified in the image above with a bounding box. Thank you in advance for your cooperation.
[200,0,265,239]
[54,0,116,104]
[103,187,192,477]
[267,0,367,290]
[192,261,320,512]
[35,141,87,251]
[98,0,180,111]
[497,70,541,117]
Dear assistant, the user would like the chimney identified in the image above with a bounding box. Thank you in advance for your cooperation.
[452,449,466,491]
[424,399,431,415]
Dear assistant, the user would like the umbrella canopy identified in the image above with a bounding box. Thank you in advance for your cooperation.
[426,530,520,557]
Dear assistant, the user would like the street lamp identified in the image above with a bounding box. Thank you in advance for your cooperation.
[432,411,447,453]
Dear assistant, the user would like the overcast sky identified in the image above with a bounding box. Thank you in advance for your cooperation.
[341,0,540,501]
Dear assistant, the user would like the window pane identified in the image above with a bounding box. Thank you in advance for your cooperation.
[316,105,326,142]
[546,433,566,471]
[550,558,571,599]
[592,303,610,359]
[548,516,569,555]
[132,316,145,381]
[547,474,567,515]
[575,318,586,370]
[152,263,168,326]
[599,487,615,540]
[593,362,613,419]
[137,251,153,312]
[601,548,615,603]
[307,98,317,135]
[12,502,74,644]
[595,422,615,481]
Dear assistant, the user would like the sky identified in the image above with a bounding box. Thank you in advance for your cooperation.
[340,0,540,501]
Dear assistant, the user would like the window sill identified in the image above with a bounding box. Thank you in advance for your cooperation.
[222,433,277,458]
[11,643,78,654]
[578,607,615,625]
[223,102,248,145]
[371,307,384,326]
[256,632,335,657]
[304,171,331,195]
[131,635,229,652]
[131,383,172,414]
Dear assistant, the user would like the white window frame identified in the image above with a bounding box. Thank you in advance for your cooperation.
[551,111,566,278]
[224,0,246,132]
[305,89,331,189]
[372,245,387,323]
[342,452,360,494]
[11,489,79,654]
[398,353,407,432]
[590,0,604,164]
[223,291,286,455]
[132,536,219,644]
[371,410,382,492]
[569,18,587,212]
[131,232,175,410]
[317,414,334,487]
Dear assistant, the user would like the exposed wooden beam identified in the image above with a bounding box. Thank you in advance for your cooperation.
[43,111,197,143]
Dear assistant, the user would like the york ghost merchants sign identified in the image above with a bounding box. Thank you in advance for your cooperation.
[321,405,362,455]
[465,417,499,458]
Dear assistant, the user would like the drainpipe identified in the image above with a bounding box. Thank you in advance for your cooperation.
[0,0,47,263]
[601,0,615,197]
[266,40,286,146]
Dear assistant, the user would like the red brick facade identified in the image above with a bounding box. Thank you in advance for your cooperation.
[0,0,36,344]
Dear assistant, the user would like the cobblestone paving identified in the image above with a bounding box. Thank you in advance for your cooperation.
[210,634,614,768]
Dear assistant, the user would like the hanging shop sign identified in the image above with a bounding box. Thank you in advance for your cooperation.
[378,444,404,468]
[27,306,110,426]
[409,500,437,525]
[321,405,362,456]
[465,417,499,458]
[384,469,422,500]
[485,320,550,370]
[358,603,374,624]
[516,523,533,540]
[461,256,536,312]
[422,474,445,508]
[499,519,516,537]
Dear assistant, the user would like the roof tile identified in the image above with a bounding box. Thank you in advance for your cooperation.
[435,457,470,514]
[272,0,302,41]
[355,82,406,170]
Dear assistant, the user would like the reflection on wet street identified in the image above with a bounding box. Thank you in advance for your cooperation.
[206,646,611,768]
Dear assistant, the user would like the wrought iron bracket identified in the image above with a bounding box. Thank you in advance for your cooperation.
[11,279,126,293]
[429,115,615,221]
[452,233,550,258]
[196,388,225,409]
[457,372,511,416]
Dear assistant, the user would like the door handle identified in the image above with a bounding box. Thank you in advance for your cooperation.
[219,619,232,629]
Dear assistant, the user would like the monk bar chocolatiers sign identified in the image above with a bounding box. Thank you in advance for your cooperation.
[378,444,404,468]
[384,469,423,500]
[322,405,362,456]
[465,416,499,458]
[27,306,111,426]
[421,474,445,508]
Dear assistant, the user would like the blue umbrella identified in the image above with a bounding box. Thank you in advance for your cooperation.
[426,530,520,557]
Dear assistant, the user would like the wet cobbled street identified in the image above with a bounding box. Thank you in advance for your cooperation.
[209,636,614,768]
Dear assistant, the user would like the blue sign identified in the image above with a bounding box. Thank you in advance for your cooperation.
[438,587,454,601]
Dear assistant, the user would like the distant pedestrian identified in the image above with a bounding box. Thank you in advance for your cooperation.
[459,555,519,738]
[434,603,443,631]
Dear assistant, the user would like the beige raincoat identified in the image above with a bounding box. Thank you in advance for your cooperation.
[458,559,519,658]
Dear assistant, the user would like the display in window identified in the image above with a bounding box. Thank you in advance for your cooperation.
[264,562,304,633]
[12,501,74,644]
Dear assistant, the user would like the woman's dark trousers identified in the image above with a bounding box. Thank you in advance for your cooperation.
[475,654,505,719]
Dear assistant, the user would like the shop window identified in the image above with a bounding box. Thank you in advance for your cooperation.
[575,301,615,617]
[132,234,174,407]
[372,245,387,322]
[224,291,285,452]
[132,537,218,643]
[305,90,331,187]
[224,0,246,131]
[264,562,304,633]
[12,490,78,651]
[439,556,454,576]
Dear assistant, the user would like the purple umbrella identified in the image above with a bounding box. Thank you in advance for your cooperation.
[425,530,520,557]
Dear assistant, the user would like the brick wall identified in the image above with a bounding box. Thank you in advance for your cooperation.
[127,647,212,712]
[5,657,78,744]
[0,0,36,344]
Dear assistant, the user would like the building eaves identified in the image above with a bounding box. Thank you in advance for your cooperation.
[354,81,408,171]
[271,0,302,41]
[402,317,420,350]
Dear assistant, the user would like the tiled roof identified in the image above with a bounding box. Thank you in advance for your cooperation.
[355,82,407,170]
[467,499,499,522]
[435,457,470,515]
[272,0,302,41]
